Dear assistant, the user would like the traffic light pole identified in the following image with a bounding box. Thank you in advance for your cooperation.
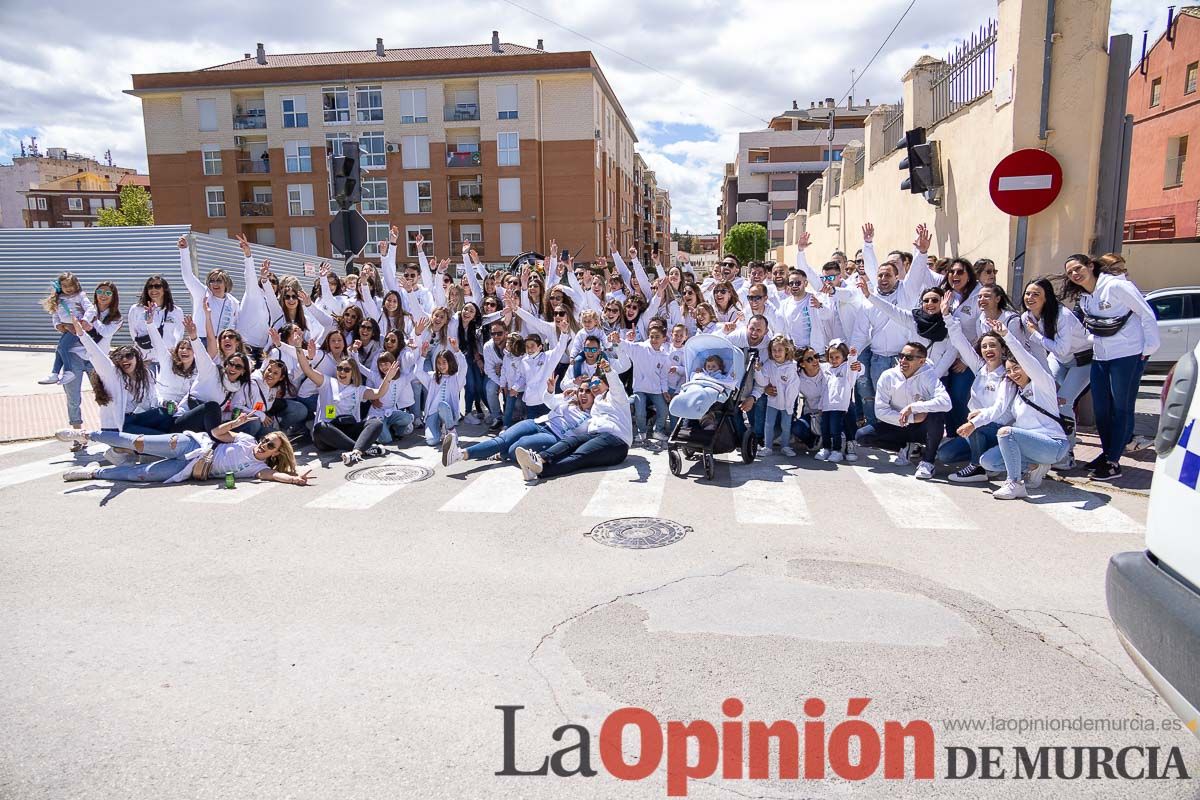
[340,208,359,275]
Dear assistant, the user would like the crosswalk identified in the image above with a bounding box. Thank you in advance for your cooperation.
[8,441,1147,535]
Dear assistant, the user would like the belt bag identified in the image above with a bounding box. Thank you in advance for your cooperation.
[134,334,154,350]
[1073,349,1094,366]
[1082,311,1132,337]
[1024,396,1075,437]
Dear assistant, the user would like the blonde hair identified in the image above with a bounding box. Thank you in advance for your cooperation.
[263,432,298,475]
[41,272,81,314]
[769,335,796,362]
[336,358,363,386]
[580,309,600,328]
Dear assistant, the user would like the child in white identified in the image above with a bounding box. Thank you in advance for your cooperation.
[416,339,469,446]
[817,341,856,462]
[39,273,94,385]
[755,335,799,456]
[616,327,671,442]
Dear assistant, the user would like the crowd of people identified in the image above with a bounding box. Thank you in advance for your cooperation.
[42,222,1159,501]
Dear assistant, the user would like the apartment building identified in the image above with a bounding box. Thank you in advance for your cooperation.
[767,97,876,132]
[22,172,151,228]
[0,145,137,228]
[128,35,644,265]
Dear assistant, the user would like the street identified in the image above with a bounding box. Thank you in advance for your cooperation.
[0,424,1192,798]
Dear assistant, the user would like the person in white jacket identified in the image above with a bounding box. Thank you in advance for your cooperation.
[615,327,670,443]
[415,339,469,446]
[854,341,953,480]
[178,236,239,345]
[233,233,272,358]
[941,318,1011,483]
[969,319,1072,499]
[754,335,800,456]
[816,341,860,462]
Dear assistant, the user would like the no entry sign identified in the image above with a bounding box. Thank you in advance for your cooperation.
[989,149,1063,217]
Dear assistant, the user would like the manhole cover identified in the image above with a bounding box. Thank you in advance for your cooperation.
[588,517,691,549]
[345,463,433,485]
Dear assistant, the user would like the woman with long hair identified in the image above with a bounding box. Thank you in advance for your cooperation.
[456,302,488,423]
[297,347,401,465]
[130,275,183,370]
[70,318,173,443]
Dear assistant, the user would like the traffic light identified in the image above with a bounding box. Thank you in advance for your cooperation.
[331,141,361,209]
[899,128,941,195]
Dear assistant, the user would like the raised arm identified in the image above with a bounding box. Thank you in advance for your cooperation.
[462,241,484,305]
[237,234,262,305]
[177,236,206,314]
[867,292,916,331]
[362,358,400,402]
[861,223,880,293]
[946,316,984,372]
[294,340,327,388]
[379,228,400,295]
[991,318,1055,397]
[74,318,118,387]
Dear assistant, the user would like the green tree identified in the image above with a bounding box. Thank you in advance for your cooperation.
[95,185,154,227]
[723,223,769,265]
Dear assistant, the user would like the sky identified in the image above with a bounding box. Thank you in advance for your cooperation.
[0,0,1172,234]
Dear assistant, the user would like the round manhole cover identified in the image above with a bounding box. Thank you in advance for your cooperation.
[588,517,691,549]
[345,463,434,485]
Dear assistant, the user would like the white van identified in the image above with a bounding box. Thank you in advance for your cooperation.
[1106,338,1200,738]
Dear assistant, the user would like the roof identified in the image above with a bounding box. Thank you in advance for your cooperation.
[32,172,116,192]
[117,174,151,187]
[746,161,834,175]
[740,128,862,149]
[775,104,876,123]
[203,42,548,71]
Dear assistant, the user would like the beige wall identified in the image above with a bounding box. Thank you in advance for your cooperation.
[1121,240,1200,292]
[790,0,1113,288]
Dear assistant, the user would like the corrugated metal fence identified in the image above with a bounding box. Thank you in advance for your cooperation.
[0,226,320,346]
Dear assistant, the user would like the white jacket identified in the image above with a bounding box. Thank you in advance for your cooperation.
[873,364,952,427]
[754,359,800,413]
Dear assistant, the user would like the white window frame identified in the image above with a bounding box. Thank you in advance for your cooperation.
[459,223,482,243]
[67,197,83,211]
[281,96,309,128]
[398,89,428,124]
[88,198,102,214]
[405,225,434,258]
[497,132,519,166]
[284,140,312,173]
[499,222,522,256]
[498,177,521,212]
[205,187,226,218]
[359,131,386,168]
[325,132,352,158]
[198,98,218,131]
[102,198,117,209]
[290,227,318,256]
[322,86,350,123]
[401,135,430,169]
[287,184,314,217]
[403,180,432,214]
[201,145,222,176]
[355,85,384,123]
[361,178,389,214]
[496,84,519,120]
[457,179,481,198]
[359,221,386,257]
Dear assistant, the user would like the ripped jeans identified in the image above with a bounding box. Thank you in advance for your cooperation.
[90,430,201,483]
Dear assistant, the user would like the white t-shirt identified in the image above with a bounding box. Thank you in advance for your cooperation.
[210,434,267,477]
[319,380,368,422]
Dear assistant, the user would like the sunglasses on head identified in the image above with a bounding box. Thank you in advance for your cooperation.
[898,353,923,362]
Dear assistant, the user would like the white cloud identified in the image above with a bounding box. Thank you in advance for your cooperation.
[0,0,1165,232]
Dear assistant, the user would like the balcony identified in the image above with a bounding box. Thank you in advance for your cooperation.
[449,193,483,213]
[446,150,482,168]
[240,201,273,217]
[237,158,271,174]
[444,105,480,122]
[233,112,266,130]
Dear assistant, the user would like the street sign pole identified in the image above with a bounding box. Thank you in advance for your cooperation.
[1012,215,1028,293]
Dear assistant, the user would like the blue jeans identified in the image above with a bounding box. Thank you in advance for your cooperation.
[750,394,767,440]
[60,350,90,426]
[485,378,503,421]
[1052,354,1091,457]
[858,351,897,426]
[502,393,523,428]
[376,409,416,444]
[980,426,1069,482]
[52,331,80,374]
[539,431,628,479]
[465,360,487,414]
[1090,354,1142,462]
[763,405,792,448]
[791,413,819,448]
[942,367,975,434]
[465,419,558,462]
[424,401,457,445]
[123,407,175,436]
[937,420,1000,466]
[411,380,426,421]
[91,429,201,483]
[820,409,845,450]
[275,399,311,434]
[634,391,669,436]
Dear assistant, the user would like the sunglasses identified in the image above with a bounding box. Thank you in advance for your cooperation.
[554,311,568,317]
[921,297,941,304]
[801,355,818,363]
[583,346,600,353]
[118,353,137,362]
[721,261,737,267]
[979,267,997,274]
[748,295,765,301]
[820,275,837,282]
[282,294,298,300]
[854,259,865,265]
[96,289,113,297]
[226,362,245,371]
[948,269,968,276]
[146,283,164,289]
[336,366,353,374]
[208,278,224,285]
[898,353,924,362]
[359,323,373,329]
[788,281,804,287]
[220,333,238,340]
[714,288,730,294]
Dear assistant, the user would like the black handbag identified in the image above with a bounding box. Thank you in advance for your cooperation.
[1073,349,1094,366]
[1081,311,1132,337]
[1024,395,1075,436]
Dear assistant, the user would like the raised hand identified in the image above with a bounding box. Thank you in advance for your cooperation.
[182,315,196,338]
[862,223,874,244]
[144,303,157,323]
[379,241,389,258]
[349,339,362,353]
[384,359,401,381]
[549,239,558,258]
[608,331,621,345]
[461,238,470,255]
[306,339,317,360]
[268,327,282,347]
[420,341,431,357]
[236,233,252,258]
[415,231,425,249]
[468,248,479,264]
[914,224,931,254]
[389,225,399,244]
[448,338,459,352]
[796,231,811,250]
[987,317,1009,337]
[177,236,188,250]
[856,274,871,298]
[260,259,272,280]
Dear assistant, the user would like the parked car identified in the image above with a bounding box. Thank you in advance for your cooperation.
[1146,286,1200,367]
[1106,337,1200,740]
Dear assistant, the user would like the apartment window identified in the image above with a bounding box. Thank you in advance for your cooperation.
[284,140,312,173]
[499,222,522,256]
[460,223,482,243]
[281,96,309,128]
[255,228,276,247]
[749,148,769,163]
[1165,135,1188,188]
[325,132,351,158]
[361,178,389,214]
[1187,62,1198,95]
[26,197,37,210]
[497,84,518,119]
[290,227,318,256]
[770,178,797,192]
[401,135,430,169]
[770,208,791,221]
[404,180,432,213]
[206,187,226,218]
[406,225,434,258]
[102,198,116,208]
[497,132,520,166]
[355,85,384,122]
[399,89,428,123]
[359,131,386,168]
[198,98,218,131]
[362,222,389,257]
[208,227,228,238]
[287,184,315,216]
[68,197,83,211]
[498,178,520,212]
[89,198,102,214]
[1150,78,1162,108]
[322,86,350,123]
[202,145,222,175]
[70,221,86,228]
[30,196,47,210]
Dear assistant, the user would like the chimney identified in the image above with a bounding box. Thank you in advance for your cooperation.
[243,53,251,60]
[848,95,853,108]
[537,38,544,50]
[376,37,385,57]
[810,101,815,108]
[256,43,266,65]
[865,97,870,105]
[1167,6,1177,43]
[792,100,798,110]
[825,96,835,107]
[491,30,502,53]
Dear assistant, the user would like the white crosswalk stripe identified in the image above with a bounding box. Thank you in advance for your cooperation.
[0,453,78,490]
[732,461,813,525]
[1025,481,1146,533]
[853,467,979,530]
[183,480,279,505]
[582,450,669,518]
[0,440,52,458]
[305,451,441,510]
[440,462,533,513]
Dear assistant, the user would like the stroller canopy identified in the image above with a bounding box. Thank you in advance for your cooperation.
[682,334,746,387]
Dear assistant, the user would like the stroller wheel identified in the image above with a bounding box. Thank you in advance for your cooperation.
[668,448,682,477]
[703,453,715,481]
[740,428,756,463]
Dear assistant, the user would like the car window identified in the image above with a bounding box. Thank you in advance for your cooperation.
[1150,295,1185,321]
[1185,294,1200,319]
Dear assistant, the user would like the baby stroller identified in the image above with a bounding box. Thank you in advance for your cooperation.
[665,334,758,480]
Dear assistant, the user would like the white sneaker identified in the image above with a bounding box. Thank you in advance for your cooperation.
[843,442,858,462]
[440,431,460,467]
[463,412,482,425]
[54,428,88,444]
[341,450,363,466]
[760,447,775,457]
[829,450,843,463]
[57,370,75,385]
[38,373,61,385]
[1025,463,1051,489]
[514,447,542,481]
[914,461,935,480]
[400,422,414,436]
[781,446,796,457]
[1127,435,1153,452]
[815,448,830,461]
[891,450,911,466]
[104,447,135,466]
[993,480,1028,500]
[62,465,99,482]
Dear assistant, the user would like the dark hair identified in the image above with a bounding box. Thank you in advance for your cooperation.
[821,260,841,273]
[720,253,742,268]
[525,333,544,350]
[276,283,308,331]
[1024,277,1061,340]
[357,316,380,344]
[170,337,197,378]
[941,257,978,300]
[93,281,122,325]
[434,349,459,378]
[339,305,363,331]
[1060,254,1101,301]
[584,334,602,347]
[90,345,151,406]
[222,353,253,388]
[456,302,483,355]
[262,358,295,398]
[902,341,929,358]
[979,282,1014,313]
[975,331,1011,362]
[138,275,175,313]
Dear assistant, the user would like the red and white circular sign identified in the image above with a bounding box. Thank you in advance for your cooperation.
[988,149,1063,217]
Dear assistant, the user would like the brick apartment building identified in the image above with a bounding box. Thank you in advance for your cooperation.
[129,35,659,266]
[0,145,138,229]
[22,172,151,228]
[1125,6,1200,241]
